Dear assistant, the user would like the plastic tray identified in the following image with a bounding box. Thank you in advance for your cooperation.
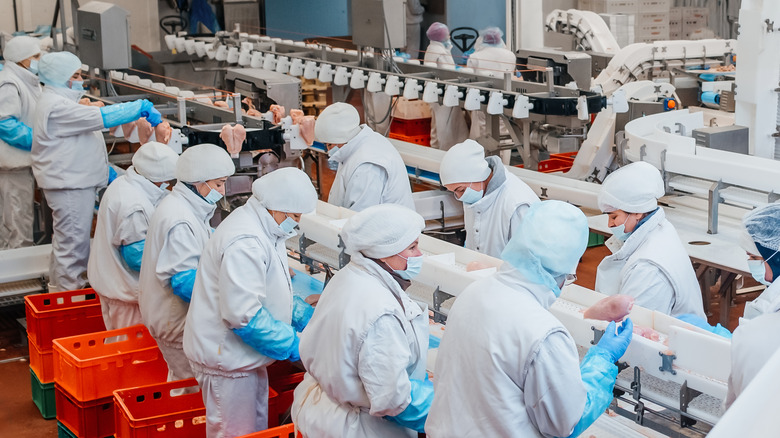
[25,289,105,351]
[55,384,115,438]
[31,367,56,419]
[113,378,206,438]
[237,424,297,438]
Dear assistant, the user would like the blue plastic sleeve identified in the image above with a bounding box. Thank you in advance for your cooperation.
[291,295,315,332]
[385,378,434,433]
[170,269,197,303]
[100,99,153,128]
[119,240,145,272]
[232,306,299,361]
[0,117,33,150]
[676,314,732,339]
[559,346,618,438]
[108,166,118,184]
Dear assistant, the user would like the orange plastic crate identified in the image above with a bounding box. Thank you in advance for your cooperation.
[238,423,297,438]
[538,157,574,173]
[28,337,55,383]
[53,324,169,402]
[55,384,114,438]
[267,364,305,428]
[388,132,431,146]
[114,379,206,438]
[389,117,431,137]
[25,289,106,351]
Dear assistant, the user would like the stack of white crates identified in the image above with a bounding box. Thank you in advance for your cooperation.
[670,7,710,40]
[578,0,671,44]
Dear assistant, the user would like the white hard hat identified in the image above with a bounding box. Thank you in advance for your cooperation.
[131,142,179,182]
[3,36,41,63]
[341,204,424,259]
[439,139,491,185]
[252,167,318,213]
[175,143,235,183]
[38,51,82,87]
[598,161,664,214]
[314,102,362,144]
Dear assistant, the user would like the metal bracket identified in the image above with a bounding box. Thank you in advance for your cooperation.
[297,233,320,274]
[631,366,645,425]
[766,19,775,33]
[769,191,780,203]
[432,286,454,323]
[708,179,724,235]
[680,380,702,428]
[590,326,605,345]
[658,351,677,375]
[437,200,446,231]
[639,144,647,162]
[336,235,351,269]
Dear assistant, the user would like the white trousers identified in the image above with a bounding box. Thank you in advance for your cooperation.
[0,167,34,249]
[99,296,143,331]
[43,188,96,292]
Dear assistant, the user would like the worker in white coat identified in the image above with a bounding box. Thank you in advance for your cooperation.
[315,102,414,211]
[183,168,317,437]
[139,144,234,386]
[0,36,41,249]
[426,201,633,437]
[32,51,163,292]
[87,142,178,330]
[292,204,432,437]
[739,204,780,320]
[422,23,469,151]
[439,139,539,257]
[595,162,706,319]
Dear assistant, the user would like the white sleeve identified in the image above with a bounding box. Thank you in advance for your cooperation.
[218,237,267,328]
[357,314,413,417]
[0,83,22,120]
[112,209,149,247]
[46,100,105,137]
[343,163,388,212]
[155,223,202,282]
[620,261,675,315]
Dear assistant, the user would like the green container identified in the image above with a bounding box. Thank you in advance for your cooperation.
[587,231,605,248]
[57,422,77,438]
[30,367,56,419]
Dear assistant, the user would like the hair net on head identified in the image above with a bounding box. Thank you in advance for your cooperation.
[597,161,664,213]
[501,201,589,295]
[175,143,235,183]
[426,22,450,42]
[480,27,504,46]
[341,204,425,259]
[252,167,318,214]
[439,139,491,185]
[3,36,41,63]
[740,229,761,256]
[38,51,82,87]
[131,142,179,182]
[314,102,362,144]
[743,204,780,282]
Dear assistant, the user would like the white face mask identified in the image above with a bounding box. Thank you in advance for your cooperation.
[159,182,170,191]
[748,259,772,286]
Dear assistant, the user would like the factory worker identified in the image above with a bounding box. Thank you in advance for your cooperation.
[32,51,163,292]
[183,168,317,437]
[315,102,414,211]
[292,204,432,437]
[423,23,469,151]
[426,201,633,437]
[0,36,41,250]
[87,142,178,330]
[139,144,234,386]
[403,0,425,58]
[740,203,780,320]
[440,139,539,257]
[595,162,706,319]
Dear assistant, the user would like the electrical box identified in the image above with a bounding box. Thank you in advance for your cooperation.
[692,125,749,155]
[352,0,405,49]
[77,1,131,70]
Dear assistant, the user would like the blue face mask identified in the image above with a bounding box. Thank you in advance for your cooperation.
[443,40,453,50]
[279,216,298,235]
[327,146,340,171]
[458,186,483,205]
[748,259,773,286]
[394,254,424,280]
[28,59,39,75]
[204,187,223,204]
[609,223,631,241]
[70,80,84,91]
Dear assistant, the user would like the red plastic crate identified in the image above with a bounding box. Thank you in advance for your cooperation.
[538,157,574,173]
[114,379,206,438]
[237,424,297,438]
[28,337,55,383]
[389,117,431,137]
[25,289,106,351]
[388,132,431,146]
[267,364,305,428]
[55,384,114,438]
[53,324,169,402]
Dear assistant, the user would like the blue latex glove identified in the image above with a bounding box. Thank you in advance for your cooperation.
[144,107,163,127]
[291,295,314,332]
[290,269,324,298]
[288,335,301,362]
[559,346,620,438]
[0,117,33,151]
[232,306,299,361]
[170,269,197,303]
[676,314,732,339]
[119,240,145,272]
[99,99,155,128]
[596,318,633,363]
[385,378,434,433]
[108,166,118,184]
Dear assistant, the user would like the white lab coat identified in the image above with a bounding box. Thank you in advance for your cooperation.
[404,0,424,56]
[725,311,780,409]
[426,264,587,437]
[466,46,516,139]
[0,62,40,249]
[328,125,415,212]
[423,42,469,151]
[596,208,707,319]
[463,156,539,257]
[88,166,167,330]
[742,280,780,320]
[292,252,428,438]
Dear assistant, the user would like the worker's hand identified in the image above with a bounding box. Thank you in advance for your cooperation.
[596,318,633,363]
[304,294,321,307]
[144,107,163,127]
[287,334,301,363]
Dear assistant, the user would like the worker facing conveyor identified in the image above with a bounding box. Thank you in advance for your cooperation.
[31,51,163,292]
[0,36,41,250]
[138,144,235,387]
[595,161,706,319]
[184,168,317,437]
[292,204,432,437]
[422,22,469,151]
[87,142,178,331]
[315,102,414,212]
[740,203,780,319]
[440,139,539,258]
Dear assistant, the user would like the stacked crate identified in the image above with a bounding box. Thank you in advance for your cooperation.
[301,78,328,116]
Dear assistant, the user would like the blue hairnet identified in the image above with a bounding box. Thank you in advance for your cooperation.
[38,51,82,87]
[743,203,780,252]
[501,201,589,294]
[426,22,449,43]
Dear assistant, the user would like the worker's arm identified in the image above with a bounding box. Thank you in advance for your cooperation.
[0,83,32,150]
[46,99,105,137]
[113,209,150,272]
[343,163,388,212]
[620,261,676,315]
[155,223,202,302]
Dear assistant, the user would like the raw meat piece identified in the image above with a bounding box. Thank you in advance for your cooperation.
[289,109,304,125]
[583,295,635,322]
[213,100,229,108]
[242,97,256,110]
[246,108,262,117]
[136,118,154,144]
[633,326,660,342]
[121,121,137,140]
[220,124,238,154]
[155,121,172,144]
[269,104,285,124]
[299,116,316,145]
[232,124,246,154]
[79,98,104,107]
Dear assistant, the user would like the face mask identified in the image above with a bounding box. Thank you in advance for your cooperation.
[394,254,424,280]
[327,146,340,171]
[203,187,223,204]
[443,40,453,50]
[70,80,84,91]
[748,259,773,286]
[159,182,170,191]
[28,59,39,75]
[458,186,483,204]
[609,223,632,241]
[279,216,298,235]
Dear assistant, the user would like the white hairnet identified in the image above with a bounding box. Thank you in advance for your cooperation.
[3,36,41,63]
[341,204,424,259]
[131,142,179,182]
[501,200,588,292]
[598,161,664,213]
[38,51,82,87]
[439,139,491,185]
[175,143,235,183]
[743,203,780,252]
[252,167,318,213]
[314,102,362,144]
[427,22,449,42]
